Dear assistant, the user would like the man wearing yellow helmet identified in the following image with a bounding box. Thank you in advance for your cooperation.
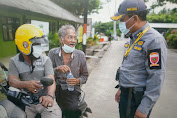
[8,24,61,118]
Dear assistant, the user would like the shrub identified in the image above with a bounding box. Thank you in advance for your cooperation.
[75,42,83,50]
[87,34,100,47]
[165,29,177,48]
[48,32,61,50]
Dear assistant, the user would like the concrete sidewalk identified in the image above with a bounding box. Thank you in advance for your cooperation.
[82,40,126,118]
[83,40,177,118]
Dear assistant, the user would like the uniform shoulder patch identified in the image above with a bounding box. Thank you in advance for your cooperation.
[148,49,161,69]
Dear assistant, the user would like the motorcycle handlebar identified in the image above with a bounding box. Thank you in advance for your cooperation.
[40,76,53,87]
[0,62,54,108]
[6,77,53,107]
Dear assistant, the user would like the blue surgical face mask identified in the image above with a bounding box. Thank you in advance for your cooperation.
[119,16,135,35]
[62,44,75,53]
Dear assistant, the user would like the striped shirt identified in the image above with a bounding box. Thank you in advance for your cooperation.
[48,47,88,91]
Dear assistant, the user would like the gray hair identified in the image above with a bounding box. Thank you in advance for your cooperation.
[58,24,76,40]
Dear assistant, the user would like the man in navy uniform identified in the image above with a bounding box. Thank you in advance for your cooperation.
[111,0,167,118]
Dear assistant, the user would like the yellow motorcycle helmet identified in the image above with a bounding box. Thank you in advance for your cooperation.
[15,24,48,55]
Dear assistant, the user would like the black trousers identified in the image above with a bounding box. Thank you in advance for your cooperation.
[119,87,152,118]
[55,85,81,118]
[62,110,81,118]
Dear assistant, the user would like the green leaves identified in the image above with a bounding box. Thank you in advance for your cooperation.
[48,32,61,50]
[93,21,121,37]
[87,34,100,47]
[165,29,177,49]
[51,0,102,16]
[147,8,177,23]
[145,0,177,11]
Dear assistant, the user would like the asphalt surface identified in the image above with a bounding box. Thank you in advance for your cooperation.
[82,40,177,118]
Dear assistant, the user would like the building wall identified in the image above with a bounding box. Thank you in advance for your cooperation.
[0,7,23,58]
[0,6,59,58]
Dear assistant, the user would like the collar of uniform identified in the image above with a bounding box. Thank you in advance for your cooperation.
[132,22,149,40]
[58,47,74,59]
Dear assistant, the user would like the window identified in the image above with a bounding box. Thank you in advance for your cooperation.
[25,19,31,24]
[1,16,20,41]
[49,22,55,34]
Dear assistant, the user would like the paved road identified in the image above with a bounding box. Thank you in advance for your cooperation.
[82,40,126,118]
[83,40,177,118]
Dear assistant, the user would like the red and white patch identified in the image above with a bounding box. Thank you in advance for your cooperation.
[150,52,159,67]
[23,41,29,48]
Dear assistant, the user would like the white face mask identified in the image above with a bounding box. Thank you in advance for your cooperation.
[119,16,135,35]
[32,44,49,58]
[62,44,75,53]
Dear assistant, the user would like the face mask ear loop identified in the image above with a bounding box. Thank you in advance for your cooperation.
[125,15,134,24]
[128,23,136,30]
[126,16,136,31]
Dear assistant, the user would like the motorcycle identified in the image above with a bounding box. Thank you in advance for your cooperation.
[77,89,92,118]
[0,62,54,118]
[0,62,92,118]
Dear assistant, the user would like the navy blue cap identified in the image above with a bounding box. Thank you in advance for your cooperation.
[111,0,147,21]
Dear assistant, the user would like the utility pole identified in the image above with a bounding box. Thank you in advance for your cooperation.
[83,0,88,53]
[113,0,117,40]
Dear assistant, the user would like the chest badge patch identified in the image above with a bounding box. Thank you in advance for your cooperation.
[134,46,142,51]
[138,41,144,45]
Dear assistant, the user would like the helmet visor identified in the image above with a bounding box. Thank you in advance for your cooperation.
[29,35,49,44]
[30,35,49,52]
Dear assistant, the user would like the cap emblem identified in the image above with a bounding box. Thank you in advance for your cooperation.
[127,7,137,11]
